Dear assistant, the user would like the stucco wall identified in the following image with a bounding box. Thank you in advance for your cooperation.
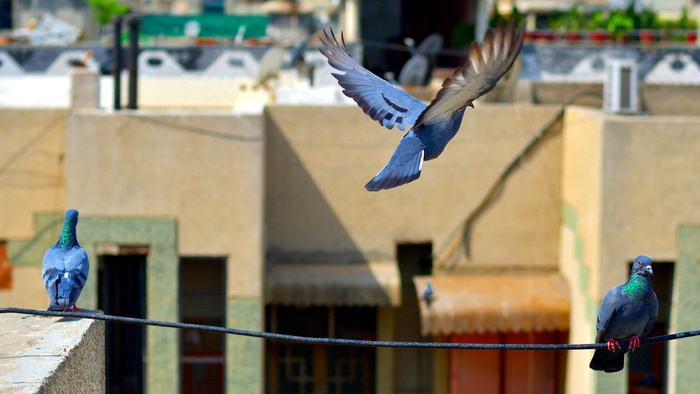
[0,109,68,310]
[65,110,264,296]
[265,103,563,269]
[561,106,700,394]
[0,109,66,239]
[560,106,606,394]
[672,225,700,393]
[65,110,266,393]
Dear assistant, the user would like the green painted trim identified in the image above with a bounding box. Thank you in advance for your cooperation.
[10,212,180,393]
[562,202,599,322]
[8,213,65,267]
[575,235,585,263]
[226,297,263,394]
[673,225,700,393]
[562,202,578,231]
[79,216,179,394]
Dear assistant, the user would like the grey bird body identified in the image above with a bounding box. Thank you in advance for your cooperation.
[42,209,89,311]
[589,255,658,372]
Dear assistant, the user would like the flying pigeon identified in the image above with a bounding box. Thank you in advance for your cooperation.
[589,255,658,373]
[320,18,524,191]
[42,209,89,311]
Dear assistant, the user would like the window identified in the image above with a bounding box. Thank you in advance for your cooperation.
[629,261,674,394]
[99,253,147,393]
[180,257,226,394]
[0,240,10,289]
[266,305,376,393]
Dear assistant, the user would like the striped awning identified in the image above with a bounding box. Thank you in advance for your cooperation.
[266,262,401,307]
[413,272,570,336]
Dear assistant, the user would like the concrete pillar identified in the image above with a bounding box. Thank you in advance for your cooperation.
[341,0,360,42]
[70,69,100,109]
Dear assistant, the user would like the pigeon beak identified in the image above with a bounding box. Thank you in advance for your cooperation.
[645,265,654,275]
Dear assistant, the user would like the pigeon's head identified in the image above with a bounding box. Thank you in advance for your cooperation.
[64,209,79,223]
[632,255,654,276]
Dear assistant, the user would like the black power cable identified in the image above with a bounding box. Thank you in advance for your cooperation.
[1,307,697,351]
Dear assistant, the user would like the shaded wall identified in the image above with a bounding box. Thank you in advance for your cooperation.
[265,103,563,269]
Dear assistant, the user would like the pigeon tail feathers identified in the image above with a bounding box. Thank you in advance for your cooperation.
[365,134,424,191]
[589,348,626,373]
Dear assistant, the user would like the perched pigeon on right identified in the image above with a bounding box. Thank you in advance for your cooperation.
[42,209,89,311]
[589,255,658,373]
[320,18,524,191]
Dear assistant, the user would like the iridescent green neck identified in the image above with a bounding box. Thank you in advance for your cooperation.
[621,273,650,301]
[57,219,78,250]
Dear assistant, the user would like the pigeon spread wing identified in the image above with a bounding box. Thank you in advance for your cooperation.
[414,18,524,127]
[365,134,425,191]
[320,29,427,131]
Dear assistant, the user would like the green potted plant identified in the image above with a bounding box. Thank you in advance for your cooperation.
[677,6,698,44]
[548,4,585,43]
[636,7,660,45]
[587,10,611,44]
[606,7,635,43]
[88,0,129,42]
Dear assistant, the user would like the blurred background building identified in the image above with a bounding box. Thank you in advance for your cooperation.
[1,0,700,393]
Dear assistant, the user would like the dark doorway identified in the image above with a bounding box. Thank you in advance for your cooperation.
[99,253,147,394]
[0,0,11,30]
[629,261,674,394]
[180,257,226,394]
[394,243,433,394]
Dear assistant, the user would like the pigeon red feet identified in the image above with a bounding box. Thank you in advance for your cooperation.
[629,336,640,351]
[64,304,83,312]
[607,338,621,352]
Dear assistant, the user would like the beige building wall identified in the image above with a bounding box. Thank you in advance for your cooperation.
[13,103,700,393]
[561,106,700,394]
[265,103,563,269]
[0,109,67,309]
[560,106,606,394]
[0,109,67,239]
[65,109,266,393]
[65,110,264,283]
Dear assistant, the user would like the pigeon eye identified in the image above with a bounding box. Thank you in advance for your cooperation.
[637,261,641,265]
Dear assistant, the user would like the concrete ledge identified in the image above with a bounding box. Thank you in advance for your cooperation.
[0,313,104,393]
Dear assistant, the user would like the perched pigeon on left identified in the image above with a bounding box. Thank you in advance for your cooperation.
[320,18,524,191]
[589,255,658,373]
[42,209,89,311]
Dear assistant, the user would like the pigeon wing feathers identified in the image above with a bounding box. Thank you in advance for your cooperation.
[320,29,427,131]
[42,247,64,301]
[641,292,659,338]
[415,18,524,127]
[58,249,89,308]
[594,286,621,342]
[43,247,89,308]
[365,134,425,191]
[64,248,89,289]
